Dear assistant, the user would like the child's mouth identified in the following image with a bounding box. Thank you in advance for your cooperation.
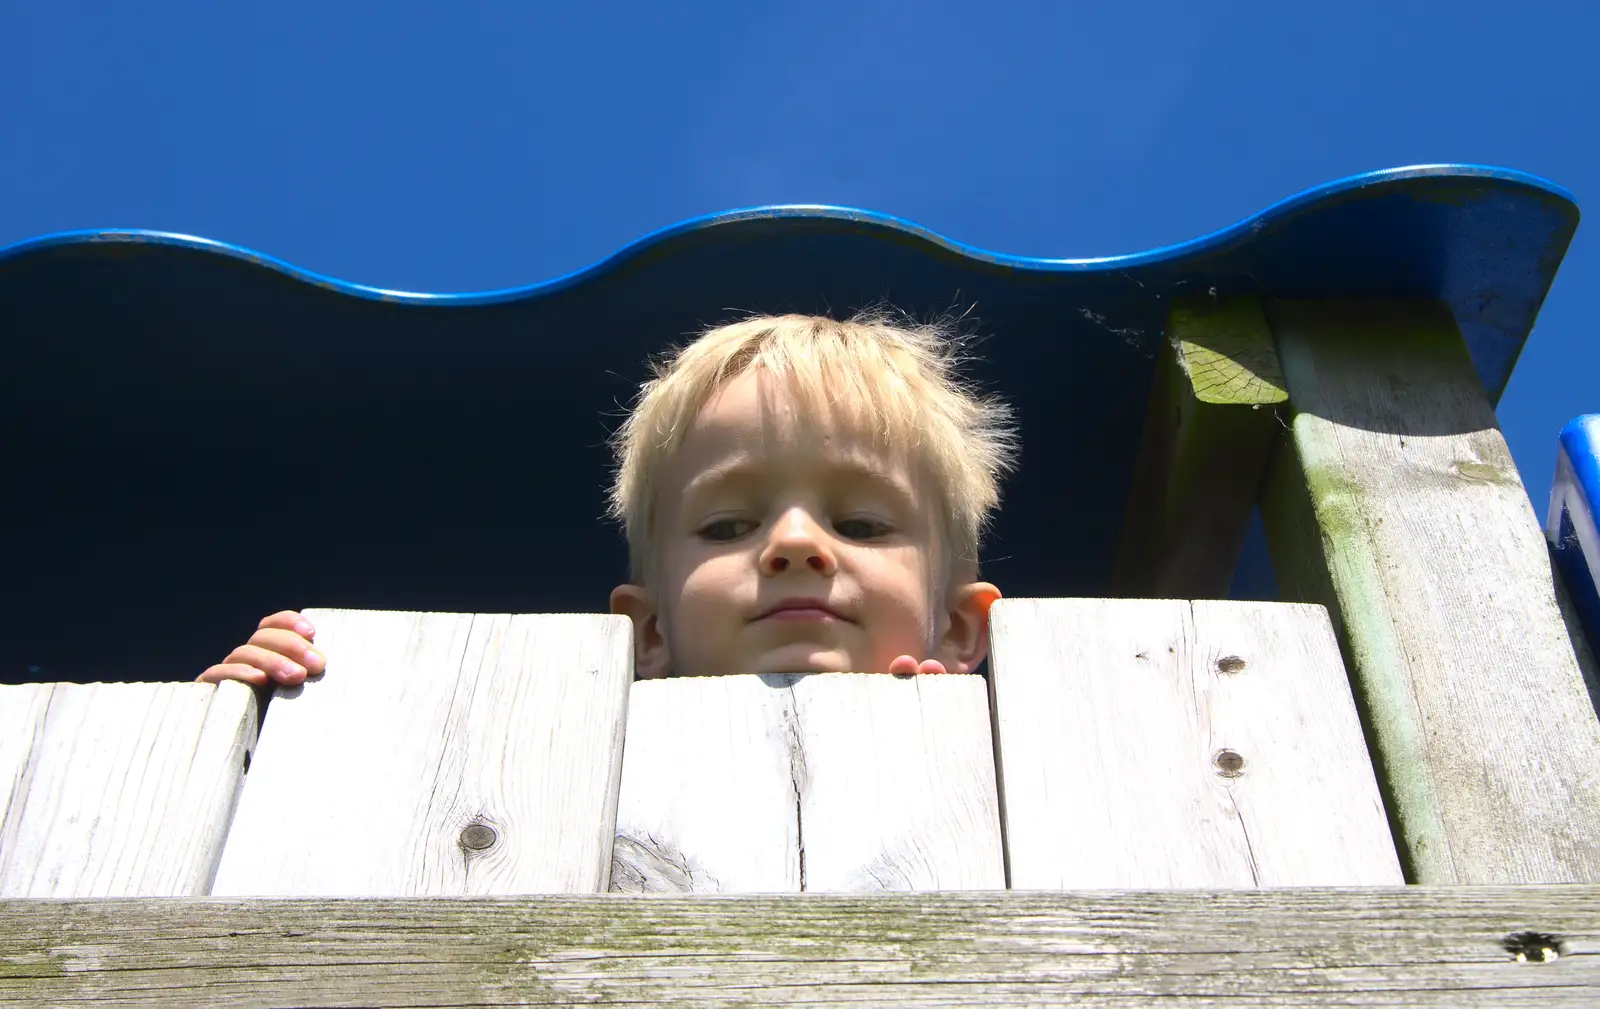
[765,607,839,621]
[757,598,848,622]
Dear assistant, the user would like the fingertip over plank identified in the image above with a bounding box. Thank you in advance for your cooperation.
[212,611,632,897]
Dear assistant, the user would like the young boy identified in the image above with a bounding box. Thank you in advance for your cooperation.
[198,311,1018,685]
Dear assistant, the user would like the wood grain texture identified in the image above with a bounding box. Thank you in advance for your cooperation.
[611,675,800,893]
[989,597,1401,888]
[613,672,1005,893]
[1113,294,1288,598]
[1262,300,1600,884]
[3,886,1596,1006]
[211,610,632,897]
[0,681,256,897]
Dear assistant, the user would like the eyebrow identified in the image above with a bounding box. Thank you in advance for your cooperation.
[681,455,918,509]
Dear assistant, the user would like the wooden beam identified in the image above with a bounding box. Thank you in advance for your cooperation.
[2,887,1597,1006]
[0,681,256,897]
[1113,293,1287,598]
[613,672,1005,893]
[210,611,632,897]
[1261,299,1600,884]
[989,598,1401,887]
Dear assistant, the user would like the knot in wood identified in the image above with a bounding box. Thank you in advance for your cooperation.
[1213,749,1245,777]
[1216,655,1247,674]
[459,822,499,851]
[1503,931,1563,963]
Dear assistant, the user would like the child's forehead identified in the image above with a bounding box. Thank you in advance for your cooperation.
[681,369,910,468]
[649,374,929,505]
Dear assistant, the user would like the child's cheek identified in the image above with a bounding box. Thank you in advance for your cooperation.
[675,554,749,626]
[867,551,941,657]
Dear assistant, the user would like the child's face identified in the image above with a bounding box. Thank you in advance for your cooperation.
[611,369,995,678]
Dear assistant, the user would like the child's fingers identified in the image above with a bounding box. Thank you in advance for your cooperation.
[888,655,919,676]
[888,655,952,675]
[258,610,316,640]
[247,627,326,677]
[223,643,308,685]
[197,662,269,687]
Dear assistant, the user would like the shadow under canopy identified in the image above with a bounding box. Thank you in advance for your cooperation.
[0,166,1578,683]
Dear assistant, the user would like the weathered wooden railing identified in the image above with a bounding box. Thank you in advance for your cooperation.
[3,599,1401,900]
[6,297,1600,1006]
[5,600,1599,1002]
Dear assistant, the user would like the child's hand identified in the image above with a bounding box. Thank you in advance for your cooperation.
[197,610,326,688]
[888,655,951,675]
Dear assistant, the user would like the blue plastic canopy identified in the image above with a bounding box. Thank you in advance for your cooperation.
[0,165,1578,682]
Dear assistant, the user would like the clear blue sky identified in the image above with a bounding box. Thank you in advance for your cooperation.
[3,1,1595,502]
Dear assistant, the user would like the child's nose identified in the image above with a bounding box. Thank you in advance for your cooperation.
[766,552,831,574]
[760,512,838,576]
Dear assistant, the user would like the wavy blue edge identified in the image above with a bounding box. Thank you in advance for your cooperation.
[0,164,1576,308]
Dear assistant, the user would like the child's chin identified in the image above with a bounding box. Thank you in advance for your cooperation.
[747,646,863,675]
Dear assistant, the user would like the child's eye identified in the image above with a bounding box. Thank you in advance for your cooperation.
[834,517,892,541]
[699,518,757,542]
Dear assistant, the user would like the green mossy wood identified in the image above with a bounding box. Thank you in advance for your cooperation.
[2,888,1597,1006]
[1114,294,1287,598]
[1261,299,1600,884]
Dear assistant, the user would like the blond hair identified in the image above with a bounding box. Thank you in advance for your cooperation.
[609,311,1017,582]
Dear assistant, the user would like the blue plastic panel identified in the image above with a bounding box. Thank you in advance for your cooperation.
[0,165,1579,682]
[1548,416,1600,651]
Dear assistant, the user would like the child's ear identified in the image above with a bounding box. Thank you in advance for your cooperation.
[935,581,1001,675]
[609,584,671,679]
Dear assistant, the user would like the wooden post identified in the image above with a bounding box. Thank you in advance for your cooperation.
[1261,299,1600,883]
[1113,294,1287,598]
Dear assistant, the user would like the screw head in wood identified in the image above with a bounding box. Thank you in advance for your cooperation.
[1213,749,1245,777]
[459,822,499,851]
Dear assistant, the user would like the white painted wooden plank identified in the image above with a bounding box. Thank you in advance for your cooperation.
[0,685,53,865]
[0,681,257,897]
[211,610,632,897]
[1190,599,1402,884]
[612,672,1004,894]
[991,598,1234,888]
[794,673,1005,892]
[611,675,800,893]
[989,597,1402,889]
